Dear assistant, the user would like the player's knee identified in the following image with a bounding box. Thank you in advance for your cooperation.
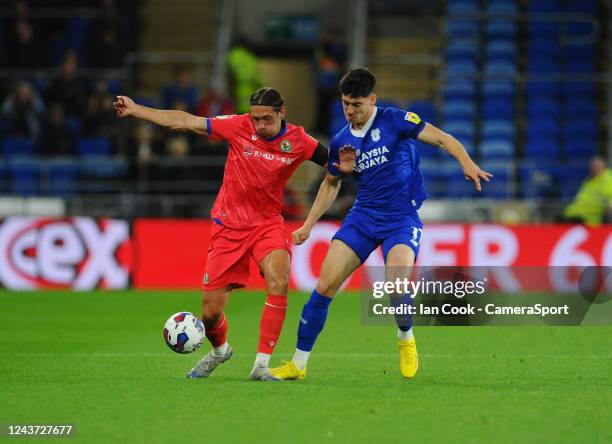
[266,273,289,294]
[316,275,339,297]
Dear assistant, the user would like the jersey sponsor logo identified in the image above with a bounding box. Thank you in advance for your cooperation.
[242,146,295,165]
[356,146,390,173]
[280,140,292,153]
[405,112,421,124]
[371,128,381,142]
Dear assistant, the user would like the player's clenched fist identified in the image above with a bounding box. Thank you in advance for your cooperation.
[113,95,136,118]
[292,225,312,245]
[333,145,357,174]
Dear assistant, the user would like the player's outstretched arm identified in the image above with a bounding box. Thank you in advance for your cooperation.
[417,123,493,191]
[292,173,342,245]
[113,95,208,135]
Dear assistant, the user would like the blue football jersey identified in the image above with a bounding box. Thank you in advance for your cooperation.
[328,106,428,217]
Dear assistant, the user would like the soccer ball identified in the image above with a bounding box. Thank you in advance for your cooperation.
[163,312,205,354]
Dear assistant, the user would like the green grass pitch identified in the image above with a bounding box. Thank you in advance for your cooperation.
[1,290,611,443]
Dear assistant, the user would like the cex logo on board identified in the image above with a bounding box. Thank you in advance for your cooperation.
[0,217,131,290]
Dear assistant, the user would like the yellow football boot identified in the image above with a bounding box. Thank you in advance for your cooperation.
[270,360,307,380]
[398,337,419,378]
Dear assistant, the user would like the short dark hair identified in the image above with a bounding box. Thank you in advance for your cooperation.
[250,87,284,110]
[339,68,376,98]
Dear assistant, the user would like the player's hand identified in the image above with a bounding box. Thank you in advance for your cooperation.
[113,95,136,118]
[462,160,493,191]
[333,145,357,174]
[292,225,312,245]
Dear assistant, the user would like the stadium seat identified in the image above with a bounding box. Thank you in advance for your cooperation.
[65,115,82,137]
[80,156,128,192]
[481,120,515,139]
[46,158,80,197]
[485,21,518,39]
[554,163,589,200]
[2,138,37,157]
[564,119,597,139]
[526,119,560,139]
[563,99,597,120]
[9,156,42,196]
[415,140,440,161]
[76,138,113,157]
[528,0,559,13]
[564,0,596,13]
[447,0,479,16]
[564,43,596,60]
[481,98,514,120]
[564,58,596,73]
[527,97,560,119]
[443,120,476,139]
[562,81,596,98]
[443,80,477,100]
[563,138,598,160]
[525,137,560,160]
[484,60,517,79]
[479,160,515,199]
[527,39,561,58]
[446,40,479,63]
[445,60,478,78]
[442,100,476,120]
[484,40,517,62]
[526,80,560,97]
[527,21,558,38]
[518,162,556,199]
[528,57,560,74]
[446,20,479,39]
[482,80,515,97]
[479,138,516,160]
[443,160,476,198]
[486,1,519,17]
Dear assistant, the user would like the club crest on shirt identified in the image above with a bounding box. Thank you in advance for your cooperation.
[280,140,292,153]
[251,134,258,141]
[371,128,381,142]
[243,145,254,156]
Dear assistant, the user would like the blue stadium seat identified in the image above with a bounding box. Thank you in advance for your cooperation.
[446,20,479,39]
[2,138,36,157]
[481,120,515,139]
[563,99,597,120]
[562,81,596,98]
[442,100,476,120]
[526,118,560,139]
[527,39,560,58]
[527,97,560,119]
[443,120,476,141]
[484,40,517,61]
[80,156,128,192]
[9,157,42,196]
[564,43,596,60]
[482,80,515,97]
[487,1,519,17]
[528,57,560,73]
[564,138,598,160]
[527,21,558,38]
[554,163,589,200]
[526,81,559,97]
[525,137,560,160]
[564,119,597,139]
[482,98,514,120]
[415,141,440,161]
[76,138,112,157]
[446,40,479,63]
[443,160,476,198]
[528,0,559,13]
[445,60,478,77]
[564,0,596,13]
[484,60,517,78]
[479,160,515,199]
[479,138,516,160]
[443,80,477,100]
[485,21,518,39]
[565,21,596,38]
[447,0,479,16]
[564,58,596,73]
[46,158,80,197]
[65,115,81,137]
[519,162,557,199]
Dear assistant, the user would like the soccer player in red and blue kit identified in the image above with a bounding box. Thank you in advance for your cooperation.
[114,87,342,380]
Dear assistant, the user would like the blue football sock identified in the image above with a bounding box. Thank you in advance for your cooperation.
[296,290,333,352]
[390,293,413,332]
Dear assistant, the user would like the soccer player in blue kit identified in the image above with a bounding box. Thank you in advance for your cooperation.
[271,68,492,380]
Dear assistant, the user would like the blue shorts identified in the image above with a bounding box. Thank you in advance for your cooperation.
[332,208,423,264]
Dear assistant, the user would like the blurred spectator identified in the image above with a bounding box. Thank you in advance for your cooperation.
[196,87,235,118]
[1,81,45,138]
[308,171,356,220]
[162,67,199,113]
[38,103,75,156]
[129,123,163,185]
[45,50,85,114]
[561,156,612,225]
[314,28,347,134]
[227,38,263,114]
[9,20,42,67]
[81,83,115,138]
[90,27,126,68]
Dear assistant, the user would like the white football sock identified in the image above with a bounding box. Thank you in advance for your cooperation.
[212,342,229,357]
[292,349,310,370]
[253,353,270,368]
[397,328,414,341]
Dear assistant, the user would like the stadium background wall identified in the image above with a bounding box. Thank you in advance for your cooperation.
[0,218,610,291]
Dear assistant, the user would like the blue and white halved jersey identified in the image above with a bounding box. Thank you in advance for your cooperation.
[328,106,428,217]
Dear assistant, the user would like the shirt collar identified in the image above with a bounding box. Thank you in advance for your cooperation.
[349,106,378,138]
